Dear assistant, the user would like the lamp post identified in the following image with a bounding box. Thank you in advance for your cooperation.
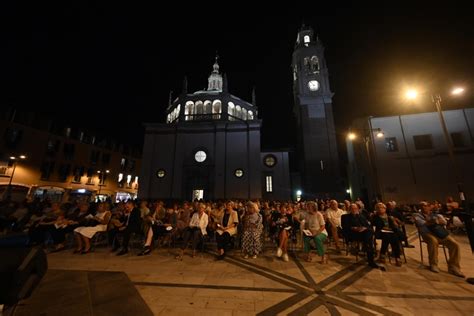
[347,127,384,203]
[4,155,27,201]
[97,169,110,201]
[433,94,465,202]
[405,87,467,205]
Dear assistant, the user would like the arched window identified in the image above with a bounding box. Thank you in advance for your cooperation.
[204,100,212,115]
[228,102,235,120]
[185,101,194,121]
[173,107,178,121]
[212,100,222,119]
[242,108,248,120]
[235,105,242,120]
[195,101,203,117]
[304,35,310,44]
[248,110,254,120]
[167,113,171,123]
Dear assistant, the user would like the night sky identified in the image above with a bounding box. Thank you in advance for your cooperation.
[2,4,473,153]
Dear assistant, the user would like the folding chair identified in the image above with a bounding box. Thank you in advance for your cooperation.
[416,226,448,266]
[92,231,109,249]
[341,214,360,261]
[374,236,407,264]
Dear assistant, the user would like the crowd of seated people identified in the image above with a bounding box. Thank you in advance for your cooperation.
[0,195,468,278]
[414,201,465,277]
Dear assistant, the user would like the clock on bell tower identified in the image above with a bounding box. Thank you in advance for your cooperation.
[292,25,341,198]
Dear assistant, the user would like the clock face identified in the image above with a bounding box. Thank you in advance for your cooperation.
[194,150,207,163]
[308,80,320,91]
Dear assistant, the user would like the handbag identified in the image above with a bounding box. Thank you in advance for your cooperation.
[428,224,449,239]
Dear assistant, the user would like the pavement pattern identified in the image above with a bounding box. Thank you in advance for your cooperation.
[13,227,474,315]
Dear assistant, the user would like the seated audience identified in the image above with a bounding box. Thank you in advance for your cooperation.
[216,201,239,260]
[176,202,208,260]
[373,203,403,266]
[342,203,383,270]
[73,202,111,254]
[274,204,295,262]
[301,201,328,263]
[109,200,142,256]
[387,201,414,248]
[325,199,344,252]
[414,201,464,277]
[241,201,263,259]
[137,207,176,256]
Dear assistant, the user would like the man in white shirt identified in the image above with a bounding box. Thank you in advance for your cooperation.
[326,200,344,251]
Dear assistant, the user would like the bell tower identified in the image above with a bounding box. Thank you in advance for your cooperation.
[292,25,341,198]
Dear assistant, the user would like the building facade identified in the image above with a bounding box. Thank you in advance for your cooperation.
[292,26,342,199]
[139,58,291,201]
[140,26,343,201]
[347,108,474,204]
[0,109,141,202]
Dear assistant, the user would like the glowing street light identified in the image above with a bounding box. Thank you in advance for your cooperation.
[451,87,465,95]
[405,89,418,100]
[404,85,467,203]
[4,154,27,201]
[346,126,385,201]
[296,190,302,202]
[348,132,356,140]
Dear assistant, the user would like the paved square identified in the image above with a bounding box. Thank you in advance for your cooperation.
[15,227,474,315]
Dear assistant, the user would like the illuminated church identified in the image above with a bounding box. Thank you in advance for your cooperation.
[139,25,341,201]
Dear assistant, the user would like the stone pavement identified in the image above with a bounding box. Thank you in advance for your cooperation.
[15,226,474,315]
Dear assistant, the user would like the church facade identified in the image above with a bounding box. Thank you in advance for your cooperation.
[139,26,341,201]
[139,58,290,201]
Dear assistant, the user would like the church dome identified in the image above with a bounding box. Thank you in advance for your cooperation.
[166,57,257,123]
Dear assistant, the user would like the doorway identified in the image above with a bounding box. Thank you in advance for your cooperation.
[192,189,204,201]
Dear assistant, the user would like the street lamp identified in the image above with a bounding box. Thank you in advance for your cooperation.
[296,190,302,202]
[4,155,27,201]
[97,169,110,200]
[404,86,467,204]
[347,127,384,202]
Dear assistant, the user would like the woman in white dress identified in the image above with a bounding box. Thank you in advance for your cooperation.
[74,202,111,254]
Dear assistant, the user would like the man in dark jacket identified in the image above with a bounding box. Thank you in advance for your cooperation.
[342,203,384,270]
[111,200,142,256]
